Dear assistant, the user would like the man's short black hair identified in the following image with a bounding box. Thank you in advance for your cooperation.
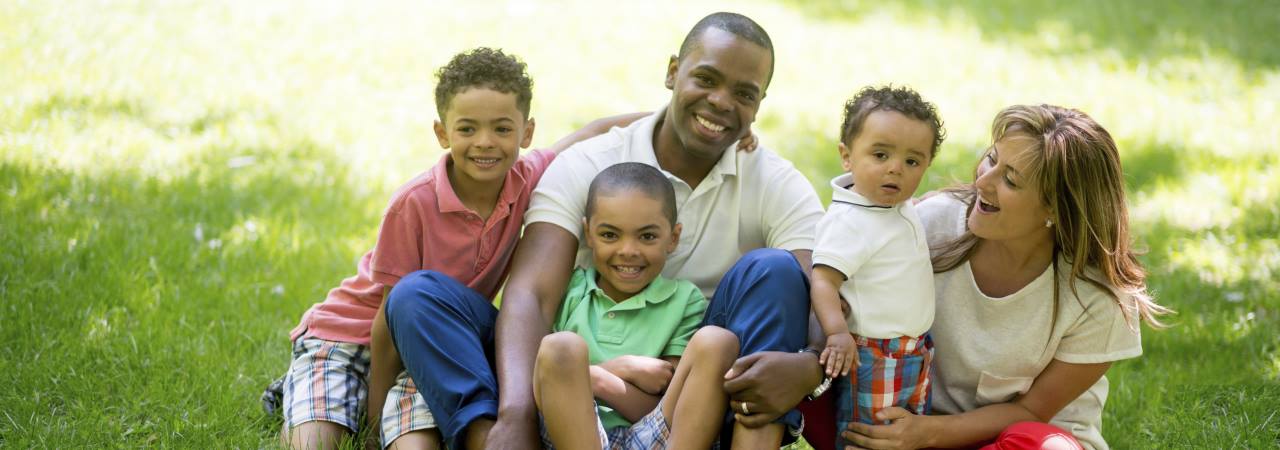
[677,12,775,87]
[840,85,946,158]
[585,163,677,227]
[434,47,534,120]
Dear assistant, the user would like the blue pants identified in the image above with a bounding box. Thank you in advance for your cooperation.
[702,248,811,443]
[384,270,498,449]
[386,248,810,448]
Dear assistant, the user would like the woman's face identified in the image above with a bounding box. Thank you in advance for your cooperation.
[968,134,1054,245]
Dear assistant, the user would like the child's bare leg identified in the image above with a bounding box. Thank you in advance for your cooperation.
[386,429,443,450]
[284,421,348,450]
[463,418,493,450]
[534,331,603,450]
[729,422,785,450]
[662,326,739,449]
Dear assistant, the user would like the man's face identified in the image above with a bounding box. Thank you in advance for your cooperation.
[664,27,772,162]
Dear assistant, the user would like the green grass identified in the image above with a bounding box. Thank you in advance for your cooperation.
[2,0,1278,448]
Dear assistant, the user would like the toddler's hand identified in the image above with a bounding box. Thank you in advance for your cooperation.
[820,332,857,377]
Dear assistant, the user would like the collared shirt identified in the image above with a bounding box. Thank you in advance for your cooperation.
[525,108,824,298]
[290,149,557,346]
[811,173,935,339]
[553,267,706,430]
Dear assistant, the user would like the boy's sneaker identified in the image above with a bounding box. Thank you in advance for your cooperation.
[261,375,285,415]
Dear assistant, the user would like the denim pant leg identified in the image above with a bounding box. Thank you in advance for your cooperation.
[702,248,812,442]
[384,270,498,449]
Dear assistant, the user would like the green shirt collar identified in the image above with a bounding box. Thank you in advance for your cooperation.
[583,266,678,310]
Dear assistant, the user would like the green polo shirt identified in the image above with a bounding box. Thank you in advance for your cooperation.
[552,267,707,430]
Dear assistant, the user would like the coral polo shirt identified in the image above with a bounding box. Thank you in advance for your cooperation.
[289,149,556,346]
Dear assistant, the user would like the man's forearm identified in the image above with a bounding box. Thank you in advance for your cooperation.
[493,294,547,422]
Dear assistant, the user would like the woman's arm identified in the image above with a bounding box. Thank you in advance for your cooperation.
[843,359,1111,449]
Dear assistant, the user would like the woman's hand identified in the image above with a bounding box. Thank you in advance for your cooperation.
[841,407,933,450]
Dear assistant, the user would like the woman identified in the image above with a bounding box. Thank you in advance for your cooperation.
[839,104,1169,450]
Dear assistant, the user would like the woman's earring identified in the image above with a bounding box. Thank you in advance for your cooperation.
[1045,218,1053,228]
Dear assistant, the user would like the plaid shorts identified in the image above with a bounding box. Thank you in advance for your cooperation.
[834,334,933,432]
[541,401,671,450]
[281,337,435,447]
[378,371,436,447]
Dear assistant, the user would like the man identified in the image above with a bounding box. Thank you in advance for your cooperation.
[386,12,829,449]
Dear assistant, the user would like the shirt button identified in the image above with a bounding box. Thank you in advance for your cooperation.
[607,312,616,319]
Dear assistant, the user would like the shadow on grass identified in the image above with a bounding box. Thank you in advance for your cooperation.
[0,129,381,446]
[779,0,1280,74]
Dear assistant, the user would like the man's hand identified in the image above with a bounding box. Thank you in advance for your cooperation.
[599,355,674,395]
[723,351,822,428]
[485,415,540,450]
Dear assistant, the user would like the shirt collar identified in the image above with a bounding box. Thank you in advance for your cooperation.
[432,152,527,214]
[584,266,678,310]
[629,106,740,184]
[829,173,899,211]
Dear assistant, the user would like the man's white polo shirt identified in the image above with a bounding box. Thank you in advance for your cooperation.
[525,108,824,298]
[812,173,934,339]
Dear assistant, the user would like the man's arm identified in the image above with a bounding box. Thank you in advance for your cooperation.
[544,113,649,154]
[488,223,579,448]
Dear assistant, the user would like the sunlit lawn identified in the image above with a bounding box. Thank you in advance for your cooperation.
[2,0,1277,448]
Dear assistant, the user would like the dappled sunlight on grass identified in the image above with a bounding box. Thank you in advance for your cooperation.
[1164,233,1279,289]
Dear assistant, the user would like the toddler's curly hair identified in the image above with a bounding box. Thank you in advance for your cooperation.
[434,47,533,120]
[840,85,945,157]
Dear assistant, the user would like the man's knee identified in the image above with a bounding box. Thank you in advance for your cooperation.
[385,270,460,321]
[687,326,740,360]
[536,331,588,376]
[739,248,800,271]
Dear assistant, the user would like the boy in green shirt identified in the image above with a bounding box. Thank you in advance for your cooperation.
[533,162,738,450]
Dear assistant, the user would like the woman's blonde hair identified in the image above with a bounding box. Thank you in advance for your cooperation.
[932,104,1170,329]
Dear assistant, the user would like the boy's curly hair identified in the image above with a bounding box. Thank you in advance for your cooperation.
[840,85,946,158]
[434,47,534,120]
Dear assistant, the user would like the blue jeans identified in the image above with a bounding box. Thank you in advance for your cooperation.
[702,248,811,444]
[384,270,498,450]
